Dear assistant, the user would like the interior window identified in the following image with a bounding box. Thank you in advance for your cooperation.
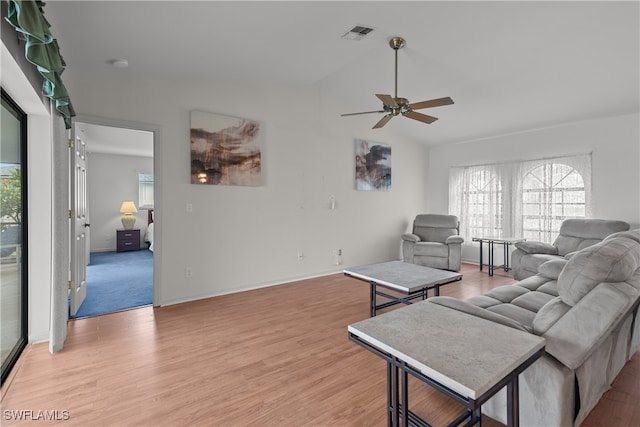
[138,173,154,209]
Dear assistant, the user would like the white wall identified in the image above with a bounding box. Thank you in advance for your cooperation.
[64,71,429,305]
[87,152,153,252]
[426,113,640,262]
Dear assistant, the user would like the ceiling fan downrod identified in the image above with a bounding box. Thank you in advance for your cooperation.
[389,37,405,100]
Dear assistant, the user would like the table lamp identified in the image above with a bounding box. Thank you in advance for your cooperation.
[119,200,138,230]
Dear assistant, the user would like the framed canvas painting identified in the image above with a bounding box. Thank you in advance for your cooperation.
[354,139,391,191]
[190,111,262,186]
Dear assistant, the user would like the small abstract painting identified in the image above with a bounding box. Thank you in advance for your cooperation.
[354,139,391,191]
[190,111,262,186]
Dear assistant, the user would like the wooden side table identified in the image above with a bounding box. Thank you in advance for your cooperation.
[116,229,140,252]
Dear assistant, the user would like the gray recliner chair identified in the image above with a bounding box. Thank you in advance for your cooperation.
[511,218,630,280]
[401,214,464,272]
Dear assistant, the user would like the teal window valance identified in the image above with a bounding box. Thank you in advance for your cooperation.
[5,0,75,128]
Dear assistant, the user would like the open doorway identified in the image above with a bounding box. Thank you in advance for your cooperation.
[71,120,156,318]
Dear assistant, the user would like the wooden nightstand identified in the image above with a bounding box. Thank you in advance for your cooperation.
[116,229,140,252]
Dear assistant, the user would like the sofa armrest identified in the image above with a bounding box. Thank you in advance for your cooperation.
[445,235,464,245]
[401,233,421,243]
[515,240,558,255]
[543,282,640,369]
[537,259,568,279]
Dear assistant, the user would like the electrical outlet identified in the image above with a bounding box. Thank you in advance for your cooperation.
[333,249,343,266]
[185,267,193,278]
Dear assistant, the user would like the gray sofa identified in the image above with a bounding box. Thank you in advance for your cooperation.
[511,218,630,280]
[401,214,464,272]
[429,229,640,426]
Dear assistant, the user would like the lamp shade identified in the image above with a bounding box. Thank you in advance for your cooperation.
[119,201,138,214]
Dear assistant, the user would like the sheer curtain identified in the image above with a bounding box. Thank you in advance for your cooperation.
[449,164,507,242]
[450,153,592,245]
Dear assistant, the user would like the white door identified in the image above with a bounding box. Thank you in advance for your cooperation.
[69,131,88,316]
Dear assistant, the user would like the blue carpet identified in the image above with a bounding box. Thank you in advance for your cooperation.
[73,250,153,318]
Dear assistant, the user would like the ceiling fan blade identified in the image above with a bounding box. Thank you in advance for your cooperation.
[408,97,454,110]
[376,94,398,108]
[341,110,385,117]
[372,114,393,129]
[404,110,438,124]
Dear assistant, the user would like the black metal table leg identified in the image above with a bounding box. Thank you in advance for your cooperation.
[479,240,484,271]
[488,240,494,276]
[392,359,400,427]
[507,376,519,427]
[370,281,376,317]
[401,361,409,427]
[503,242,509,271]
[387,362,393,427]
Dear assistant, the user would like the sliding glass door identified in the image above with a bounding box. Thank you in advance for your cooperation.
[1,89,28,385]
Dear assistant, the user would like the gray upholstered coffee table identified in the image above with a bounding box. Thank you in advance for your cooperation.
[348,301,546,427]
[344,260,462,316]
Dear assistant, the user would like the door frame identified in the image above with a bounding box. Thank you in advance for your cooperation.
[73,115,162,306]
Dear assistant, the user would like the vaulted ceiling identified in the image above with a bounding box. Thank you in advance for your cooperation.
[45,1,639,147]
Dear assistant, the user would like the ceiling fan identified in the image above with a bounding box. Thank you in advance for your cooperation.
[341,37,454,129]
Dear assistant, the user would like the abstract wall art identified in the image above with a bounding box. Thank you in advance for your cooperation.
[354,139,391,191]
[190,111,262,186]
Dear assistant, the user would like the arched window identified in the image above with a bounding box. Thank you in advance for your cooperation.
[521,163,586,242]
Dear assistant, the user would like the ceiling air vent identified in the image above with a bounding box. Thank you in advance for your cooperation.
[341,25,375,41]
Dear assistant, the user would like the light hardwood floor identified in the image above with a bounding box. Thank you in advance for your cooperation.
[1,263,638,426]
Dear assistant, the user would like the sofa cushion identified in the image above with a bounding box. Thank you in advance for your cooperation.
[517,275,553,291]
[605,229,640,244]
[414,214,459,244]
[554,235,602,257]
[415,227,458,244]
[413,242,448,257]
[537,281,560,297]
[428,296,531,332]
[466,295,502,309]
[485,285,529,303]
[558,232,640,306]
[554,219,630,256]
[512,291,556,313]
[487,304,536,328]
